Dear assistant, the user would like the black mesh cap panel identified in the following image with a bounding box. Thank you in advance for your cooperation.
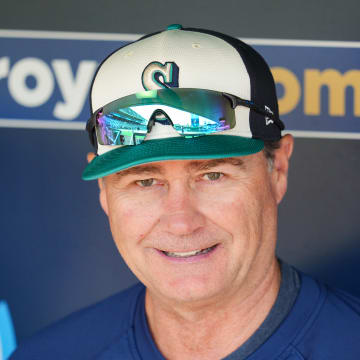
[183,27,282,141]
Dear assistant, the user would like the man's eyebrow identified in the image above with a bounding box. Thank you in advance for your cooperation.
[115,165,164,179]
[186,158,246,171]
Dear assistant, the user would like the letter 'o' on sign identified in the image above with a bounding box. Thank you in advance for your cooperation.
[8,57,55,107]
[271,67,301,115]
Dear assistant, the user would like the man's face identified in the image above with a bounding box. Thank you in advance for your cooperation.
[96,136,292,305]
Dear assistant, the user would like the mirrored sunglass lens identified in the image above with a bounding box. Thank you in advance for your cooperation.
[95,88,236,145]
[131,104,230,135]
[96,108,149,145]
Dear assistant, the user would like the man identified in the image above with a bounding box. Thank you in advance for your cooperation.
[11,25,360,359]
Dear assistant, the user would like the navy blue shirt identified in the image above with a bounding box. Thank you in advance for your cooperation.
[11,267,360,359]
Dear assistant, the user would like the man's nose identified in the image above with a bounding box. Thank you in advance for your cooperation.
[159,181,206,236]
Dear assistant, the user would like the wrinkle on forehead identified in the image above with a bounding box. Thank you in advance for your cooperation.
[113,157,247,179]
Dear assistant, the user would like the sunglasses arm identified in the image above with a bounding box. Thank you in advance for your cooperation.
[222,92,285,131]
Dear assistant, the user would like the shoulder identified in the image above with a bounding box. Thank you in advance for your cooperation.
[299,272,360,328]
[322,282,360,319]
[10,282,145,359]
[292,272,360,358]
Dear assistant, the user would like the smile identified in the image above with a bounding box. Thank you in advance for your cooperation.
[162,244,218,258]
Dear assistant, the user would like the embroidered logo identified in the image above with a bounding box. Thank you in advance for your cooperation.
[265,105,275,125]
[142,61,179,90]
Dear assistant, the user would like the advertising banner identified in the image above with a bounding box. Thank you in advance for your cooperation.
[1,30,359,138]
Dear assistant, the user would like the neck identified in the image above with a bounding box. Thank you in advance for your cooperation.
[145,257,281,360]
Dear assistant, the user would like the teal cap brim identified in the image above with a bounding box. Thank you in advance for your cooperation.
[82,135,264,180]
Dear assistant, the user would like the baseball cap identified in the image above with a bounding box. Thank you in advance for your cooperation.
[82,24,284,180]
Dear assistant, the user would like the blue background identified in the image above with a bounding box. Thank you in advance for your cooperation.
[1,0,360,347]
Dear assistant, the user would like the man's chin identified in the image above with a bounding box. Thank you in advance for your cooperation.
[149,275,230,307]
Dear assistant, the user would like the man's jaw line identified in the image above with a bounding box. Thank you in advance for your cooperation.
[145,257,281,324]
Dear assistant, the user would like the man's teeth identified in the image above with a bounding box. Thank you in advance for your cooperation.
[163,245,216,258]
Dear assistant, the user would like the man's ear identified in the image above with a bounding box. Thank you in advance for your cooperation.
[271,134,294,204]
[87,153,109,216]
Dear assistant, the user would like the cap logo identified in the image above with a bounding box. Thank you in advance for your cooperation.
[264,105,274,125]
[142,61,179,90]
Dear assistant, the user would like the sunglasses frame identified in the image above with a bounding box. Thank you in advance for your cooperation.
[86,89,285,151]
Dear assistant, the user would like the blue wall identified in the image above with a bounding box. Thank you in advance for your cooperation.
[1,0,360,344]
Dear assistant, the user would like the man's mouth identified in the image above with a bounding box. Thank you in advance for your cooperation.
[161,244,218,258]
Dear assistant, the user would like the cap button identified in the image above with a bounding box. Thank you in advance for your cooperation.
[166,24,183,30]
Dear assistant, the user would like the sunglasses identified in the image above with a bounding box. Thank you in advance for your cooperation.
[86,88,284,149]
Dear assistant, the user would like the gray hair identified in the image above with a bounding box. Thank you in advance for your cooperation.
[263,140,281,172]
